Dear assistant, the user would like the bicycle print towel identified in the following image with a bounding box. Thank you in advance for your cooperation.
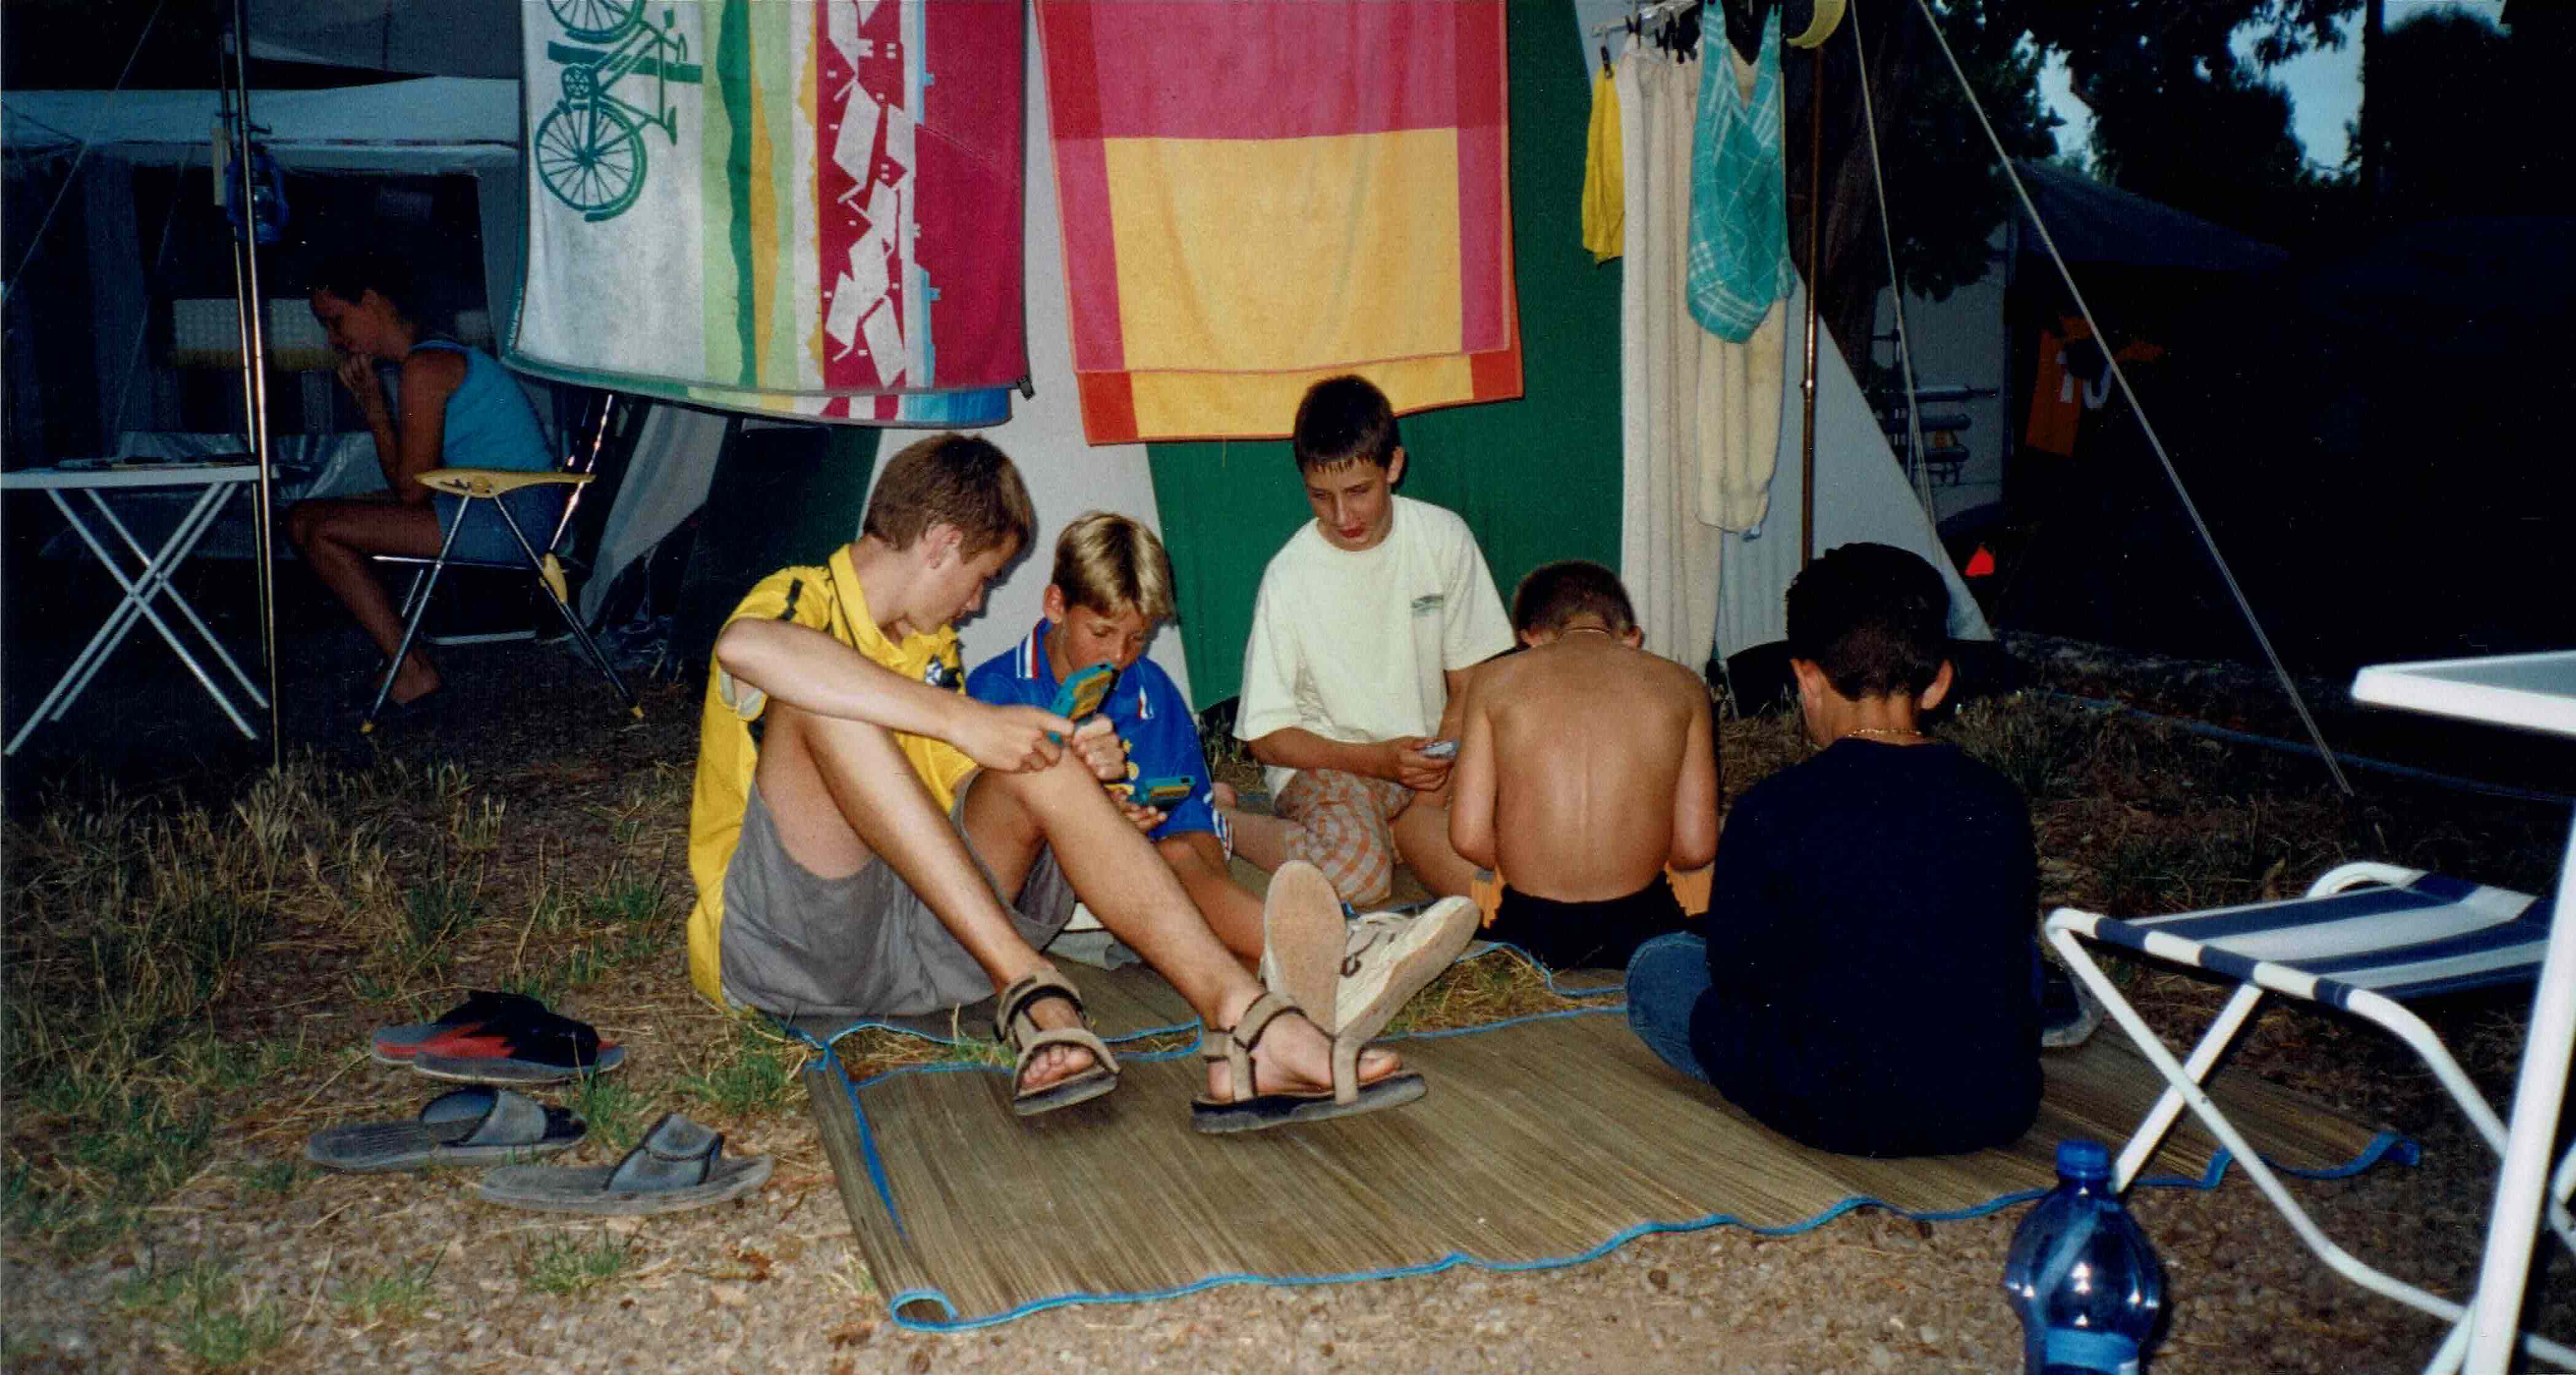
[510,0,1023,426]
[1035,0,1522,444]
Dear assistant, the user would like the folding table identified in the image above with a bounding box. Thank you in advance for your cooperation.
[2351,650,2576,1373]
[2,461,271,754]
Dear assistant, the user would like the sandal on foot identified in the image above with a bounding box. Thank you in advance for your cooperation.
[1254,861,1346,1034]
[996,968,1120,1117]
[475,1112,770,1215]
[1190,991,1424,1135]
[305,1086,585,1172]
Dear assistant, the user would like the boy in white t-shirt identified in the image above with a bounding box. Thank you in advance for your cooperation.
[1225,375,1516,908]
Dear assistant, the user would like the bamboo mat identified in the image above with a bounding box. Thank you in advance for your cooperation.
[806,997,2410,1331]
[785,946,1622,1048]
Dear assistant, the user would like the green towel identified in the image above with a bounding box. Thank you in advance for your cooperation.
[1687,12,1789,343]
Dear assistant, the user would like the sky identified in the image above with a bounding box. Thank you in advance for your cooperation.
[2044,0,2507,172]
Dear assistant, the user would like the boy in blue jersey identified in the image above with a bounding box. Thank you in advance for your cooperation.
[966,512,1267,963]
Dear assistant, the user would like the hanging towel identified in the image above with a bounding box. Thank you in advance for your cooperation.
[1035,0,1521,444]
[509,1,1023,426]
[1582,65,1625,264]
[1685,10,1789,344]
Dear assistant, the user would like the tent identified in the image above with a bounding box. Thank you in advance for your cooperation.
[8,0,2002,724]
[1,57,1195,702]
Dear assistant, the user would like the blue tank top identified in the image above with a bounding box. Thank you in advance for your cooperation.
[412,339,549,473]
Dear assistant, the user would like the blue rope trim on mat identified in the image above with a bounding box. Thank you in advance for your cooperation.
[874,1127,2417,1332]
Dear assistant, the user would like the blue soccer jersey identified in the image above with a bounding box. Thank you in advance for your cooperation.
[965,620,1217,842]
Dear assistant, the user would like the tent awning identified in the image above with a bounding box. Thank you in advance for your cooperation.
[244,0,523,80]
[2,78,519,172]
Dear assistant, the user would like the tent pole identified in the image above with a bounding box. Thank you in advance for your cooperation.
[1798,42,1822,572]
[224,0,282,770]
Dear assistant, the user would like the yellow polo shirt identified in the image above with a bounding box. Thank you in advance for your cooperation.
[684,546,975,1005]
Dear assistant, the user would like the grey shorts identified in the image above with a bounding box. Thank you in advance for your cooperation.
[718,770,1077,1019]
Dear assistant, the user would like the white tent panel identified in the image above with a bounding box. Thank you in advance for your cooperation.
[863,20,1193,706]
[1715,279,1992,661]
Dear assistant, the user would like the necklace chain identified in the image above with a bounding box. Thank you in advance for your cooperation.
[1842,726,1926,741]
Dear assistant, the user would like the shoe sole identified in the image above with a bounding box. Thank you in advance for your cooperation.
[1259,863,1346,1035]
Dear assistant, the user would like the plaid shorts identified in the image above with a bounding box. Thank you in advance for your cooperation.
[1274,769,1417,908]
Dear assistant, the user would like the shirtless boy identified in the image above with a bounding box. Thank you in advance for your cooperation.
[1448,561,1719,970]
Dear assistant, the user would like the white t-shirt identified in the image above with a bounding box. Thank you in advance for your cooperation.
[1236,495,1515,797]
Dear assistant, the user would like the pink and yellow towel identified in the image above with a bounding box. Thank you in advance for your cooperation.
[1036,1,1521,444]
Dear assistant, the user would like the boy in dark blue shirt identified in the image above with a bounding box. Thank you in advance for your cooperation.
[1624,543,2043,1158]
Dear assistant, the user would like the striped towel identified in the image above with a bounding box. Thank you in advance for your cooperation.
[509,1,1022,426]
[1036,0,1521,444]
[1686,10,1788,344]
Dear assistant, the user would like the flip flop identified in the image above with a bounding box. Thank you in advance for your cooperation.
[1190,992,1425,1135]
[994,968,1120,1117]
[410,1009,625,1085]
[475,1112,771,1215]
[305,1087,585,1172]
[370,990,550,1065]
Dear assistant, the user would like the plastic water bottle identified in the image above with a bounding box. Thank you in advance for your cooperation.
[2001,1138,2166,1374]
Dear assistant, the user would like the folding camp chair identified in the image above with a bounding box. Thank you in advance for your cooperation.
[359,397,640,733]
[2046,863,2576,1371]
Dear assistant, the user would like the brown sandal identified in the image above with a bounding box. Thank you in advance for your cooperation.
[1190,991,1424,1135]
[996,968,1120,1117]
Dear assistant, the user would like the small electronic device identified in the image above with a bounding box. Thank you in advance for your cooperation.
[1048,662,1118,742]
[1133,777,1195,806]
[1418,737,1459,759]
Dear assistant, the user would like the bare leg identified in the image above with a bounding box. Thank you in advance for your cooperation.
[287,496,445,703]
[962,756,1400,1099]
[1157,830,1262,966]
[762,703,1095,1095]
[1392,798,1480,899]
[1217,804,1298,874]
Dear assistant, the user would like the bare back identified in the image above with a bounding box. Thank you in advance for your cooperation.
[1454,636,1717,901]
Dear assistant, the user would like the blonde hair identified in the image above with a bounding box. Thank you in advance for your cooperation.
[1051,512,1176,623]
[862,433,1035,559]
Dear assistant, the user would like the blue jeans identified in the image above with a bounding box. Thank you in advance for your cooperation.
[1625,932,1714,1084]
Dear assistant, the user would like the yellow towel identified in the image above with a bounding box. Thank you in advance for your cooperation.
[1582,66,1625,264]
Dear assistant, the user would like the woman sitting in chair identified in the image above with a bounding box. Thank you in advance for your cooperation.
[287,254,559,710]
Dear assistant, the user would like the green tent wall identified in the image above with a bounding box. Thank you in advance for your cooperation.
[1145,0,1623,710]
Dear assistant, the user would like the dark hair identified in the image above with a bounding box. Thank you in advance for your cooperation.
[1784,543,1950,699]
[862,432,1036,560]
[1292,374,1400,471]
[305,251,416,315]
[1512,560,1637,636]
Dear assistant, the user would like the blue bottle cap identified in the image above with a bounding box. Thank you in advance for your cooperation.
[2056,1138,2111,1181]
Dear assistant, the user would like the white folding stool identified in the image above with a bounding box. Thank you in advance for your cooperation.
[2047,863,2575,1372]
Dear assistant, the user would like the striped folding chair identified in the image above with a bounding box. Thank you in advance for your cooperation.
[2047,862,2576,1371]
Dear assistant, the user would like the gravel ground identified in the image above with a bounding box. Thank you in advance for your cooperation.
[1,1111,2551,1372]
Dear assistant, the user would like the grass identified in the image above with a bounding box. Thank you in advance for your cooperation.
[335,1260,439,1328]
[677,1020,810,1118]
[520,1231,638,1296]
[111,1256,286,1369]
[565,1073,650,1155]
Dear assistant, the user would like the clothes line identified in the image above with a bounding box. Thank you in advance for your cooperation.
[1591,0,1701,38]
